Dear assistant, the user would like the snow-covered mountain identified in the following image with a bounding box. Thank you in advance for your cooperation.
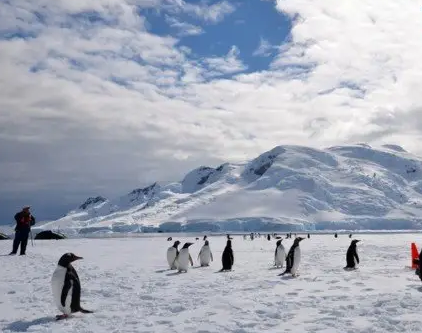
[35,144,422,235]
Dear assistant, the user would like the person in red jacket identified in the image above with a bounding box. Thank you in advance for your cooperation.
[9,206,35,255]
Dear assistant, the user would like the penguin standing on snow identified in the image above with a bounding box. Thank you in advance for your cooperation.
[51,253,93,320]
[274,239,286,268]
[167,240,181,269]
[344,239,360,270]
[220,238,234,271]
[174,242,194,272]
[198,240,213,266]
[279,237,305,277]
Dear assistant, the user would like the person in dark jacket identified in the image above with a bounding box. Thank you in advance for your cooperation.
[9,206,35,255]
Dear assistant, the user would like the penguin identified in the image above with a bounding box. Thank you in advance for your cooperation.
[349,233,352,238]
[307,233,310,239]
[274,239,286,268]
[167,240,180,269]
[51,253,93,320]
[267,234,271,241]
[174,242,194,272]
[344,239,360,270]
[203,235,207,241]
[167,237,172,241]
[220,239,234,271]
[198,240,213,266]
[279,237,305,277]
[416,249,422,281]
[334,233,338,238]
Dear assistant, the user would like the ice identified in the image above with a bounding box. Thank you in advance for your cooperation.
[1,233,422,332]
[31,144,422,236]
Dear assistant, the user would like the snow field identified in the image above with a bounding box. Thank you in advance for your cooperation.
[1,234,422,332]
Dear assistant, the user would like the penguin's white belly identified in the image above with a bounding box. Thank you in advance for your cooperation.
[176,249,190,271]
[275,246,285,267]
[51,266,72,314]
[167,247,177,269]
[291,247,301,275]
[199,246,211,265]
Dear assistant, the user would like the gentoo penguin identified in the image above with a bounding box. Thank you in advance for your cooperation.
[279,237,305,277]
[220,239,234,272]
[267,234,271,241]
[51,253,93,320]
[167,240,180,269]
[307,233,310,239]
[344,239,360,270]
[416,249,422,281]
[174,242,194,272]
[167,237,172,241]
[334,233,338,238]
[349,233,352,238]
[274,239,286,268]
[198,240,213,266]
[203,235,207,241]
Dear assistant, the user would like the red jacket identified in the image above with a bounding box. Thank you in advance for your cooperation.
[14,211,35,230]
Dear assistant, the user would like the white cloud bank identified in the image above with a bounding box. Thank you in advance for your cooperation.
[1,0,422,218]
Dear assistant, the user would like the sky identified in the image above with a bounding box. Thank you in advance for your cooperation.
[1,0,422,224]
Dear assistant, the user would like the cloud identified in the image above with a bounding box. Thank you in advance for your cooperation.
[1,0,422,221]
[203,46,247,76]
[164,15,204,36]
[253,37,277,57]
[163,0,236,24]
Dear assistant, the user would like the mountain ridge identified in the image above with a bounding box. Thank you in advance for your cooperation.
[35,143,422,236]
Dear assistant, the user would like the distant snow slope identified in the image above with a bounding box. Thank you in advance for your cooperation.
[35,144,422,235]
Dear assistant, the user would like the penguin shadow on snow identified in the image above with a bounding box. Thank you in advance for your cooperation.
[5,316,56,332]
[166,271,186,276]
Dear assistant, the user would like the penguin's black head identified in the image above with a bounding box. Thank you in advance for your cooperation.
[173,240,181,248]
[204,240,209,246]
[58,253,82,267]
[203,235,207,240]
[276,239,282,246]
[351,239,360,246]
[294,237,305,244]
[182,242,194,249]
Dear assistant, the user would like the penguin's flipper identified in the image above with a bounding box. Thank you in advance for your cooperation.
[189,254,194,266]
[210,251,213,261]
[172,254,179,269]
[61,274,72,307]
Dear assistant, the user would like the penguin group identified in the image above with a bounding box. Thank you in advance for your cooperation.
[165,235,234,273]
[164,233,363,279]
[47,233,362,320]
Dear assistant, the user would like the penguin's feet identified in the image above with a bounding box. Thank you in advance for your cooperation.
[56,314,69,321]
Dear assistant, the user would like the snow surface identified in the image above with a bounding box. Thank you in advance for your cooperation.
[1,233,422,332]
[33,144,422,235]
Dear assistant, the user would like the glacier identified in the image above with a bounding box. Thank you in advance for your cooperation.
[32,143,422,236]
